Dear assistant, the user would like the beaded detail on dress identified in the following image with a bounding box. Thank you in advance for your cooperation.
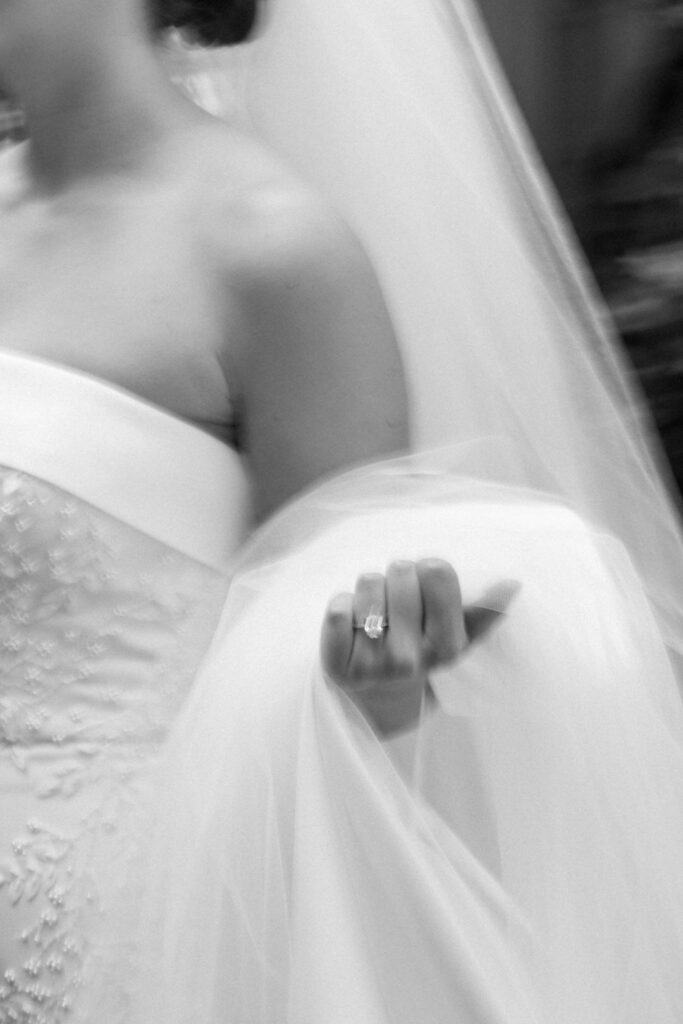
[0,468,229,1024]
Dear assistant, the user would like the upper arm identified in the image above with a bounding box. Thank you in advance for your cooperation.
[227,188,410,519]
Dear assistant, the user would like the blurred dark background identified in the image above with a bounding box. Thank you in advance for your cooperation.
[0,83,24,144]
[479,0,683,496]
[2,1,683,494]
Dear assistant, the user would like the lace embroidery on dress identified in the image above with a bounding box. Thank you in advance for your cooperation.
[0,468,229,1023]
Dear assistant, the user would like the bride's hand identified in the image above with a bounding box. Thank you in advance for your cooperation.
[321,559,518,736]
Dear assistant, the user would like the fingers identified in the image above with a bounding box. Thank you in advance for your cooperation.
[322,561,520,737]
[416,558,467,669]
[320,591,354,683]
[323,572,387,691]
[418,561,520,666]
[352,573,386,640]
[347,572,387,688]
[464,579,521,644]
[323,565,425,690]
[322,563,521,692]
[385,561,423,681]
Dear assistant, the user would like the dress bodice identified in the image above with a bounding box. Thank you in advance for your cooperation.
[0,467,228,775]
[0,349,250,1023]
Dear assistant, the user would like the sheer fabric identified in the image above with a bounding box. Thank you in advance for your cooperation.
[114,3,683,1021]
[116,462,683,1023]
[171,0,683,653]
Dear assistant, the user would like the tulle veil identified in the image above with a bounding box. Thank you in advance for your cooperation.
[169,0,683,651]
[101,2,683,1021]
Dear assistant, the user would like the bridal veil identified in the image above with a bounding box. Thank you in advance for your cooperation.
[173,0,683,650]
[105,3,683,1022]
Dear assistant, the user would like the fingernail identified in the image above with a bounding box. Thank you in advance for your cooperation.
[477,579,521,614]
[388,560,414,573]
[463,582,521,645]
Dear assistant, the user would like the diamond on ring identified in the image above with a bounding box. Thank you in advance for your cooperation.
[353,609,388,640]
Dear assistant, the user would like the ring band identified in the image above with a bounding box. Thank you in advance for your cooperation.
[353,610,388,640]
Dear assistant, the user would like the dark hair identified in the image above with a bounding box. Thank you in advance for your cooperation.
[151,0,258,46]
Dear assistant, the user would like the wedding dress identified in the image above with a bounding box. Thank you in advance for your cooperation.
[104,1,683,1021]
[0,348,250,1023]
[116,464,683,1024]
[3,0,683,1020]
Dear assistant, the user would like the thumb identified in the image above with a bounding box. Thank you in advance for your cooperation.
[464,579,520,645]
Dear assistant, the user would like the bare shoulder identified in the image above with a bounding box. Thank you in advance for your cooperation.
[186,125,408,511]
[190,123,401,366]
[238,186,370,292]
[195,130,371,294]
[184,124,408,514]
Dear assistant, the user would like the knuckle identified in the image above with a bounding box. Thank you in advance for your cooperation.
[325,606,349,630]
[347,659,378,688]
[323,662,344,686]
[420,557,459,584]
[420,556,451,572]
[387,559,415,576]
[323,596,352,634]
[435,638,460,664]
[327,591,350,610]
[321,642,344,678]
[357,572,384,587]
[387,648,419,681]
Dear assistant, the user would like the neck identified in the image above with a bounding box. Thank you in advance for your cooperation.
[8,38,196,193]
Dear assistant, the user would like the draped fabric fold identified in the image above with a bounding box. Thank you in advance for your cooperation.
[103,460,683,1023]
[108,2,683,1019]
[169,0,683,652]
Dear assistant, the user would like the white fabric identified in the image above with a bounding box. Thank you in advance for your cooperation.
[0,371,241,1021]
[172,0,683,651]
[105,2,683,1021]
[0,349,250,569]
[106,464,683,1023]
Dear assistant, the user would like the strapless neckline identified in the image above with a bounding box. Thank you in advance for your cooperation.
[0,346,230,447]
[0,348,251,569]
[0,342,241,1021]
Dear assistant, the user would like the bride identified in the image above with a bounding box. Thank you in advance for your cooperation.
[0,0,516,1016]
[2,0,683,1022]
